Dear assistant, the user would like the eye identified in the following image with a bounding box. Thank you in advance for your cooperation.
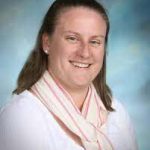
[66,36,78,43]
[90,40,101,47]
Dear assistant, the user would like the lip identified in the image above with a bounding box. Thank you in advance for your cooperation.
[69,60,91,68]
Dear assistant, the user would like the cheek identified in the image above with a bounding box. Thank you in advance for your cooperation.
[47,49,60,68]
[95,49,105,64]
[94,53,104,76]
[48,47,70,68]
[48,43,63,60]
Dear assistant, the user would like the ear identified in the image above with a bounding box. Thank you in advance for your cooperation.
[42,33,50,54]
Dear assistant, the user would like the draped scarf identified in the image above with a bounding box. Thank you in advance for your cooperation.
[31,70,113,150]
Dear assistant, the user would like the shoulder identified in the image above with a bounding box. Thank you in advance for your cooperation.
[110,98,130,122]
[107,98,134,133]
[0,90,44,125]
[106,98,138,150]
[0,90,51,150]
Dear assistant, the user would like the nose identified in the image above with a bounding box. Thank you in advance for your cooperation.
[77,42,91,58]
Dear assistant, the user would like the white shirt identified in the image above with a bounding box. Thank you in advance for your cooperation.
[0,90,138,150]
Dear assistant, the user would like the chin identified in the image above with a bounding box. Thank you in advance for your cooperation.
[72,79,92,88]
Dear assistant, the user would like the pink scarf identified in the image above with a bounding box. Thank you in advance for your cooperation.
[31,70,113,150]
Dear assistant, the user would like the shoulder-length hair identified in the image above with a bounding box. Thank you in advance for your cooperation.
[13,0,114,111]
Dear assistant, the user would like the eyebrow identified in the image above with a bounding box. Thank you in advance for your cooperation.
[63,30,105,39]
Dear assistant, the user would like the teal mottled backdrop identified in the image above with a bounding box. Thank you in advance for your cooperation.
[0,0,150,149]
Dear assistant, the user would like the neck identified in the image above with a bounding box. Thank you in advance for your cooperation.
[67,87,89,111]
[49,70,89,110]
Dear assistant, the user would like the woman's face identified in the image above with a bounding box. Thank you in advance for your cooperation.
[43,7,107,91]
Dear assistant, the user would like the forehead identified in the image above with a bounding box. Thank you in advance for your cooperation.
[55,7,107,36]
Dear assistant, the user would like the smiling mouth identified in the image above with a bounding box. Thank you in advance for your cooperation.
[70,61,91,68]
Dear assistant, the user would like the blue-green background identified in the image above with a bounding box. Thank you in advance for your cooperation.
[0,0,150,149]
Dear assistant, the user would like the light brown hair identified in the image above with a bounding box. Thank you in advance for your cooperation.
[13,0,114,111]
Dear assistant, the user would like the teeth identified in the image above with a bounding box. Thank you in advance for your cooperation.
[71,62,90,68]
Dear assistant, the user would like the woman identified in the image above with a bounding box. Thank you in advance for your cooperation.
[0,0,138,150]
